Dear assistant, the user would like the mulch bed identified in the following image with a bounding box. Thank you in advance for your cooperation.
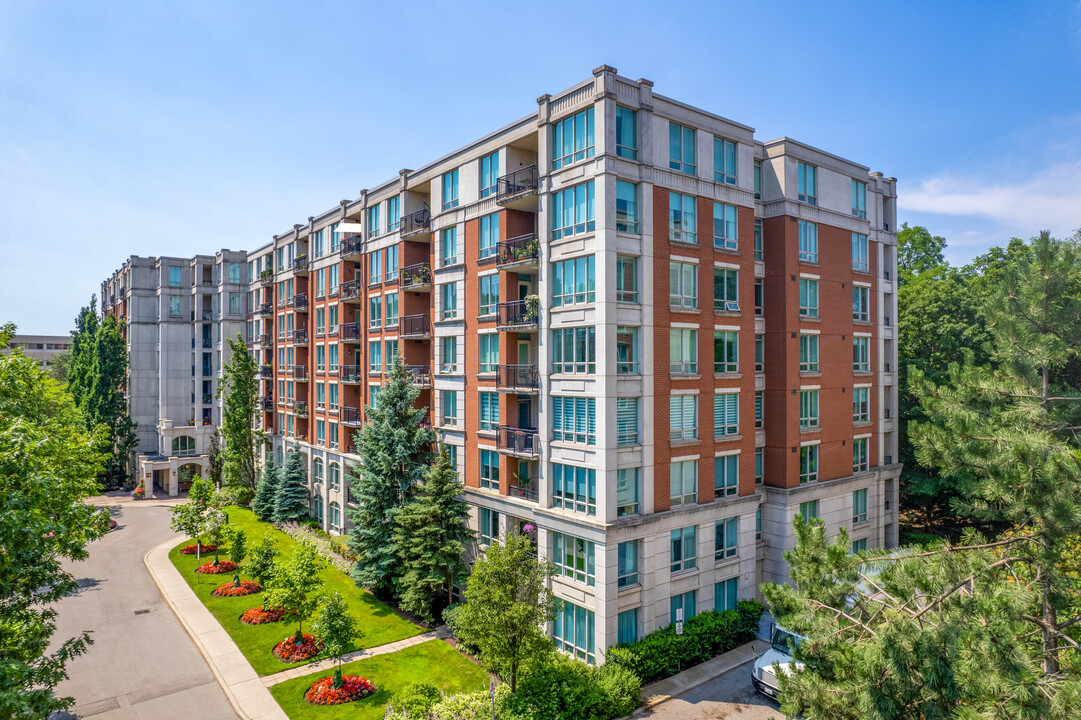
[212,580,262,597]
[304,675,377,705]
[195,560,237,574]
[181,544,217,555]
[273,633,324,663]
[240,606,295,625]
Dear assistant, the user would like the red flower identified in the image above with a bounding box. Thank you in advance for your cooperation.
[303,675,377,705]
[181,544,217,555]
[240,606,295,625]
[195,560,237,574]
[212,580,262,597]
[272,633,324,663]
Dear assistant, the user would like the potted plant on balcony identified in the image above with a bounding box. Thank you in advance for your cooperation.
[517,237,540,260]
[260,268,273,280]
[524,294,540,321]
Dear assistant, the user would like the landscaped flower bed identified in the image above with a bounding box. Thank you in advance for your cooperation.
[180,543,217,555]
[212,580,262,597]
[273,633,324,662]
[240,606,294,625]
[303,675,377,705]
[195,560,237,574]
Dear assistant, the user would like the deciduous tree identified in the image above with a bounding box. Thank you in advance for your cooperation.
[265,541,325,644]
[310,592,361,688]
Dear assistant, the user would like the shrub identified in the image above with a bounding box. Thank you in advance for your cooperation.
[504,653,641,720]
[216,485,254,508]
[396,682,442,717]
[441,602,479,655]
[385,686,512,720]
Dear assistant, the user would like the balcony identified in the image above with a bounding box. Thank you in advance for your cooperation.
[258,272,274,286]
[400,262,432,292]
[339,321,361,344]
[260,397,274,412]
[339,365,363,384]
[258,333,272,346]
[341,235,364,259]
[295,400,309,418]
[400,208,431,240]
[497,233,540,270]
[256,302,272,316]
[341,406,363,427]
[201,338,213,349]
[496,299,538,331]
[292,364,308,381]
[201,367,213,378]
[496,165,539,209]
[259,364,273,378]
[339,279,362,303]
[400,314,431,339]
[496,426,539,459]
[404,364,431,388]
[496,364,539,393]
[201,394,213,405]
[293,329,309,345]
[293,293,308,311]
[292,255,309,275]
[509,479,540,503]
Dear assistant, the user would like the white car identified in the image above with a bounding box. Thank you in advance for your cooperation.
[751,624,804,700]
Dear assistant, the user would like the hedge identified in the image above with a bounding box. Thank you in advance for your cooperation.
[606,599,765,684]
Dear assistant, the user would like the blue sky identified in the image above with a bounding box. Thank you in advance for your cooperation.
[2,1,1079,334]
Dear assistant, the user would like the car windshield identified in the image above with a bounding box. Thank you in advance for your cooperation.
[771,629,800,655]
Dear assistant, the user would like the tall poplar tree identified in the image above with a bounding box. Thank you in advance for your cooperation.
[68,298,98,411]
[218,335,260,492]
[346,360,434,597]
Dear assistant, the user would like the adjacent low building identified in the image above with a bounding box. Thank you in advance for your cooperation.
[3,334,70,372]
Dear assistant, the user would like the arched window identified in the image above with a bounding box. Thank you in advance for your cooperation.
[313,457,324,484]
[329,502,341,534]
[312,494,324,525]
[172,436,195,457]
[328,462,340,491]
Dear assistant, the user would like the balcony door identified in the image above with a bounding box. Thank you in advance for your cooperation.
[518,398,532,429]
[517,340,531,365]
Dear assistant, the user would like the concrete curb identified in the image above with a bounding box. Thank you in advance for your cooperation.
[635,640,760,714]
[144,535,288,720]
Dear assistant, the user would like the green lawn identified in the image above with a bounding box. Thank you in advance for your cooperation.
[168,507,424,676]
[268,639,490,720]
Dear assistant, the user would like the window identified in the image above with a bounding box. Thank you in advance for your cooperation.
[385,247,398,281]
[552,396,596,445]
[553,601,595,664]
[316,420,326,446]
[670,459,697,507]
[670,526,697,573]
[852,179,867,219]
[551,181,595,239]
[328,502,341,533]
[617,468,639,516]
[385,292,399,327]
[670,328,698,374]
[316,346,326,372]
[478,274,499,315]
[169,266,182,287]
[852,538,868,554]
[329,383,339,412]
[713,137,737,184]
[329,305,338,333]
[714,330,738,374]
[441,389,458,427]
[479,151,499,198]
[369,341,382,373]
[616,181,638,233]
[754,278,763,315]
[478,213,499,259]
[755,391,763,428]
[552,463,596,515]
[799,279,819,318]
[798,220,818,263]
[716,577,738,612]
[853,286,870,322]
[713,202,737,250]
[552,255,596,306]
[714,268,739,312]
[616,255,638,303]
[669,192,697,244]
[669,122,696,174]
[385,339,398,365]
[853,487,868,523]
[852,232,869,272]
[479,392,498,432]
[755,447,763,485]
[754,158,762,199]
[387,196,400,232]
[316,308,326,336]
[670,590,697,626]
[800,334,819,372]
[312,494,323,525]
[797,161,817,204]
[669,261,697,309]
[715,454,739,497]
[368,204,381,239]
[800,445,819,484]
[618,540,639,588]
[616,326,639,374]
[755,334,764,373]
[715,516,738,559]
[479,334,499,374]
[800,389,819,428]
[441,227,458,267]
[551,531,595,586]
[714,392,739,437]
[854,336,871,372]
[172,436,195,456]
[442,169,459,210]
[441,336,458,373]
[800,499,819,521]
[618,608,638,645]
[853,387,870,423]
[479,506,498,543]
[670,395,698,441]
[552,326,596,374]
[479,450,499,491]
[754,218,763,260]
[168,296,182,317]
[330,223,340,253]
[329,463,340,491]
[369,296,382,328]
[551,107,595,169]
[329,344,338,372]
[616,106,637,159]
[440,282,458,321]
[854,438,870,474]
[312,230,324,259]
[229,292,241,314]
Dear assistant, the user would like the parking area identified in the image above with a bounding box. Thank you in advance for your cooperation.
[639,658,781,720]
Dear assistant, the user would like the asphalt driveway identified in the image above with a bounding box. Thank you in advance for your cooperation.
[641,658,783,720]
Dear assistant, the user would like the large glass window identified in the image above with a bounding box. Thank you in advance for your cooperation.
[552,255,596,306]
[387,196,400,232]
[713,137,737,184]
[616,397,639,445]
[169,266,182,287]
[441,227,458,267]
[552,463,596,515]
[852,179,867,219]
[797,161,817,205]
[715,454,739,497]
[368,205,381,238]
[552,396,596,445]
[853,286,870,322]
[441,336,458,373]
[479,213,499,259]
[800,334,819,372]
[479,151,499,199]
[369,250,383,284]
[440,282,458,321]
[441,390,458,427]
[798,220,818,263]
[853,487,868,522]
[852,232,869,272]
[669,122,696,174]
[385,292,399,327]
[552,326,596,374]
[714,268,739,312]
[754,218,763,260]
[854,336,871,372]
[479,334,499,374]
[753,158,762,199]
[618,540,639,588]
[670,328,698,374]
[616,106,637,159]
[479,274,499,315]
[714,330,738,374]
[800,445,819,484]
[553,601,595,664]
[442,169,459,210]
[369,341,382,373]
[369,296,382,327]
[551,181,595,239]
[715,516,738,559]
[551,531,595,586]
[716,577,738,612]
[669,261,698,309]
[670,526,697,572]
[616,255,639,303]
[799,279,819,318]
[670,395,698,441]
[168,295,182,316]
[479,506,498,543]
[713,202,737,250]
[479,391,498,431]
[616,181,638,233]
[714,391,739,437]
[479,450,499,490]
[800,499,819,521]
[616,326,639,374]
[800,389,819,428]
[551,108,595,169]
[670,460,697,507]
[854,438,870,473]
[853,387,870,422]
[617,468,639,516]
[669,192,697,244]
[671,590,697,626]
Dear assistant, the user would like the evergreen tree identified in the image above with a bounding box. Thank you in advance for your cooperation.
[252,462,283,521]
[273,449,309,523]
[218,335,260,491]
[394,446,475,622]
[346,360,435,596]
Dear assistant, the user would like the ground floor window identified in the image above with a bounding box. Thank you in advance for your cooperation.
[715,577,738,612]
[553,600,595,664]
[617,608,638,644]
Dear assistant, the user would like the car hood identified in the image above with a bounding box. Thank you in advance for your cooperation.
[754,649,802,677]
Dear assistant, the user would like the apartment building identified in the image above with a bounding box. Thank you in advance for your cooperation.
[101,251,248,494]
[3,334,71,371]
[250,65,900,663]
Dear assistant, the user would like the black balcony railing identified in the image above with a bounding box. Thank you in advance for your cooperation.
[201,338,213,349]
[339,321,360,343]
[400,262,432,290]
[339,278,361,301]
[259,272,274,286]
[256,302,272,315]
[496,165,539,203]
[496,300,538,330]
[293,329,308,344]
[339,365,363,383]
[258,333,272,346]
[259,364,273,378]
[292,364,308,381]
[497,233,540,267]
[292,255,309,273]
[295,400,309,417]
[509,479,540,502]
[496,364,539,390]
[341,406,363,425]
[404,364,431,387]
[497,426,539,457]
[293,293,308,310]
[260,397,274,412]
[401,314,430,338]
[201,367,213,377]
[202,394,213,405]
[400,208,431,236]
